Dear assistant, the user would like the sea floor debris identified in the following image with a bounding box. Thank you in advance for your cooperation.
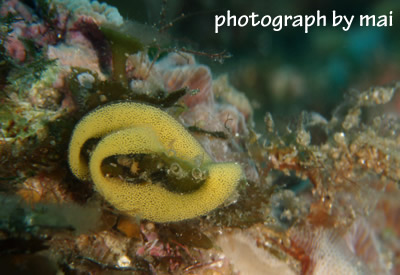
[0,0,400,274]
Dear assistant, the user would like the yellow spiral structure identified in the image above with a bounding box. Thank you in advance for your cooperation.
[68,102,244,222]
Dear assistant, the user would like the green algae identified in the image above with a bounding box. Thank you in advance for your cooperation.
[67,67,189,113]
[187,125,228,139]
[100,25,144,85]
[101,152,207,194]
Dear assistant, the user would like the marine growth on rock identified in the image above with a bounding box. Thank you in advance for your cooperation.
[0,0,399,274]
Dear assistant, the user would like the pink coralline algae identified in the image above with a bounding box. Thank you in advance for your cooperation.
[159,53,251,151]
[5,35,26,62]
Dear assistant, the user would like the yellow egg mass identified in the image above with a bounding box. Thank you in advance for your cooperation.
[68,102,244,222]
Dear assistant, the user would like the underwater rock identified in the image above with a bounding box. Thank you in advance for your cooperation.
[5,35,26,62]
[126,52,165,96]
[288,225,370,274]
[0,0,400,274]
[217,228,296,275]
[52,0,123,26]
[162,60,214,108]
[213,74,254,121]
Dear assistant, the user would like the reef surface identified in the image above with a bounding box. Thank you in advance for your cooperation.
[0,0,400,274]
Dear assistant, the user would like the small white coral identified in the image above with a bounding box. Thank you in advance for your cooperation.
[53,0,123,26]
